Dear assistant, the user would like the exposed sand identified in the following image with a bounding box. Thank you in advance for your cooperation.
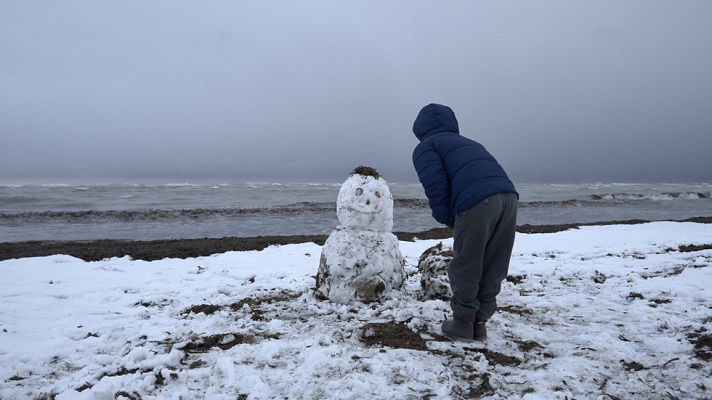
[1,216,710,262]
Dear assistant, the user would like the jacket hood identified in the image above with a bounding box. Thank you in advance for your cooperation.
[412,103,459,141]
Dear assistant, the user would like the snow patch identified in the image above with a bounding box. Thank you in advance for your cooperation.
[1,222,711,399]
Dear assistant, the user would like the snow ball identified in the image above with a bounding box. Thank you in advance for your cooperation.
[336,173,393,232]
[418,242,453,300]
[316,229,405,304]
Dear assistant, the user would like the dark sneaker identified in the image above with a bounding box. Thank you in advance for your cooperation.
[473,321,487,341]
[441,319,474,342]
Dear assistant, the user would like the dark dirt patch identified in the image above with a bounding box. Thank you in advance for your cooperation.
[84,364,174,393]
[516,223,580,234]
[506,274,527,285]
[666,266,686,277]
[660,357,679,368]
[154,372,165,386]
[514,339,544,352]
[5,216,710,261]
[35,393,57,400]
[228,290,301,321]
[76,382,92,392]
[464,373,495,398]
[516,219,645,234]
[621,360,647,371]
[668,243,712,253]
[627,292,645,300]
[690,334,712,361]
[114,391,142,400]
[88,366,152,392]
[498,305,533,316]
[650,298,672,305]
[417,329,450,343]
[360,322,428,351]
[355,280,386,303]
[188,360,207,369]
[0,235,330,262]
[593,271,607,284]
[315,254,328,291]
[7,374,26,381]
[182,304,221,316]
[179,333,278,353]
[394,228,452,242]
[181,290,300,320]
[102,366,140,378]
[463,347,522,367]
[683,216,712,224]
[641,265,687,279]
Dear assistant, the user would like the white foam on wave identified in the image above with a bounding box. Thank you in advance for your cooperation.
[593,192,712,202]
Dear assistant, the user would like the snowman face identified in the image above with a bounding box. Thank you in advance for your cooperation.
[336,175,393,231]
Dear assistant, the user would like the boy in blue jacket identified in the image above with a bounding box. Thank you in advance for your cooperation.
[412,103,518,341]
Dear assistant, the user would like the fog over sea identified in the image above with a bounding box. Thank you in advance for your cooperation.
[1,181,711,242]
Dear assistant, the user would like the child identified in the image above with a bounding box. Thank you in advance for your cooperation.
[411,103,518,341]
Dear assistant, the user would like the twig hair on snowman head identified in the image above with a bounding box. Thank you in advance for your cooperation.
[351,166,381,180]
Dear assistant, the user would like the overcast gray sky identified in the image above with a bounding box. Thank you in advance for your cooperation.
[1,1,711,183]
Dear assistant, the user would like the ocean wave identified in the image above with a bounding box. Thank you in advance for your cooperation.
[588,192,712,201]
[518,191,711,208]
[0,196,46,205]
[0,200,430,223]
[1,192,709,223]
[0,207,321,223]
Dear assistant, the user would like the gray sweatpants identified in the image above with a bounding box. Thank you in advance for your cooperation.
[448,192,518,322]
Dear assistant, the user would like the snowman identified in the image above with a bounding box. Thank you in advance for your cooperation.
[316,166,405,304]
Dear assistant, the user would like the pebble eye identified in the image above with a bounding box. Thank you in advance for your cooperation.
[375,191,382,198]
[355,188,363,196]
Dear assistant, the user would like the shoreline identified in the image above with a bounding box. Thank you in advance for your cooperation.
[1,216,710,262]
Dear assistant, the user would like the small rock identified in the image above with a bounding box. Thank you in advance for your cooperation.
[593,271,607,284]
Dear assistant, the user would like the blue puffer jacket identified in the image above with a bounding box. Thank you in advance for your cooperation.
[412,103,517,228]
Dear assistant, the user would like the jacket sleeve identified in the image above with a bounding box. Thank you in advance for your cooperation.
[413,142,453,228]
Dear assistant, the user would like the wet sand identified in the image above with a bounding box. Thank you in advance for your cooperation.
[1,216,710,262]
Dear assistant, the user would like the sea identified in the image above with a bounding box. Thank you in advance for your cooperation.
[1,181,711,242]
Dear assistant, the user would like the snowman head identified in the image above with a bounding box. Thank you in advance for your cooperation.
[336,167,394,232]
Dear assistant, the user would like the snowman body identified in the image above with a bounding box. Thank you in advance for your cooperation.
[316,173,405,304]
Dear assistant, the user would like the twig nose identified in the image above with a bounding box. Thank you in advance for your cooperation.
[366,199,370,205]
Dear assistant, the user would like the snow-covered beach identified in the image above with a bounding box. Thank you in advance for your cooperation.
[1,222,711,399]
